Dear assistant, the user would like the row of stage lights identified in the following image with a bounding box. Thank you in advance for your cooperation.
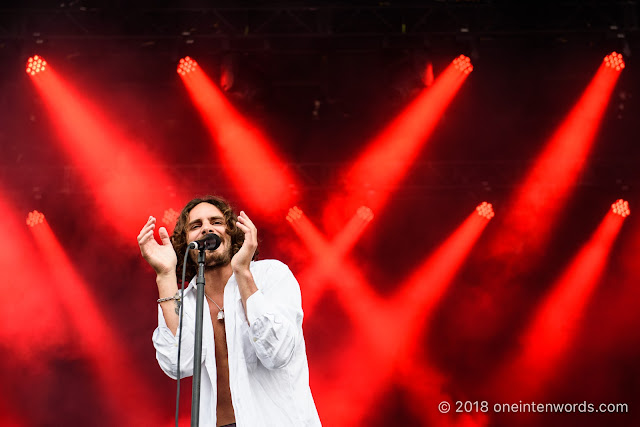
[25,52,628,77]
[22,51,629,226]
[26,200,630,228]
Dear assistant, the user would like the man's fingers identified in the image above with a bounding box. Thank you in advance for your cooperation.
[237,219,255,235]
[137,216,156,242]
[238,211,257,231]
[158,226,171,245]
[138,229,155,247]
[237,211,257,245]
[138,217,158,247]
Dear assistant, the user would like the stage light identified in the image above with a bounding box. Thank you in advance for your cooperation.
[26,210,45,227]
[162,208,179,226]
[356,206,374,222]
[476,202,494,220]
[611,199,630,218]
[286,206,303,223]
[604,52,625,71]
[453,55,473,74]
[177,56,198,76]
[26,55,47,76]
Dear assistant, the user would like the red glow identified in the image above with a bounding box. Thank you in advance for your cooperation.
[26,55,47,75]
[498,211,625,398]
[476,202,495,220]
[31,219,162,425]
[179,58,297,215]
[177,56,198,75]
[26,210,45,227]
[604,51,625,71]
[489,56,624,260]
[28,61,180,237]
[323,55,472,228]
[611,199,630,217]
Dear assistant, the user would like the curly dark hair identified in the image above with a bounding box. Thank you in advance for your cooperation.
[171,195,258,282]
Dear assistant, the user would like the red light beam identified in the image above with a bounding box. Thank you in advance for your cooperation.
[323,55,473,227]
[394,208,492,322]
[498,208,626,398]
[27,57,179,237]
[490,53,624,259]
[178,57,297,215]
[0,192,64,365]
[29,218,162,425]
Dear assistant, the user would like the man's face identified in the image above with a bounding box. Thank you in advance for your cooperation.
[186,202,233,267]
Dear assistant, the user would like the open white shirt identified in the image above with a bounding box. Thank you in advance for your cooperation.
[152,259,321,427]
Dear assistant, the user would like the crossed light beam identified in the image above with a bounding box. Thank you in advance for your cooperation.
[288,205,492,426]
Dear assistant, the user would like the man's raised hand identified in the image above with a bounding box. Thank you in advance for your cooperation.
[231,210,258,273]
[137,216,177,276]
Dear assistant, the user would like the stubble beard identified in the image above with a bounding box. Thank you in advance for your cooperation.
[189,242,233,269]
[204,245,232,268]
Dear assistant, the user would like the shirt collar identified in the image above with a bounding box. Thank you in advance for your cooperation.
[182,271,243,302]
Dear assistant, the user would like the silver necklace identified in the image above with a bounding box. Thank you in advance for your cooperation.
[204,293,225,320]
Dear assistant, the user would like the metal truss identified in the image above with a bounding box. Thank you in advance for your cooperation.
[0,1,636,50]
[4,159,636,201]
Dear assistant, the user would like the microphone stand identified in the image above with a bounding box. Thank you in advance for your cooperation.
[191,246,207,427]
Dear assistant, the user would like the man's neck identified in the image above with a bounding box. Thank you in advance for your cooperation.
[203,262,233,296]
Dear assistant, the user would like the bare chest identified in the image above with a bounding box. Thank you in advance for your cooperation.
[207,301,230,369]
[207,301,235,423]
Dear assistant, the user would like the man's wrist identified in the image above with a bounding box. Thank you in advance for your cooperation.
[156,271,178,291]
[156,270,176,280]
[232,266,252,278]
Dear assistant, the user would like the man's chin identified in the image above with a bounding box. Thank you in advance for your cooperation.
[204,251,231,267]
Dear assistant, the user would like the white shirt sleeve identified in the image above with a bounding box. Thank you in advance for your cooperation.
[245,261,303,370]
[152,300,204,379]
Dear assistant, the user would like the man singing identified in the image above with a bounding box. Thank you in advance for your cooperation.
[137,196,321,427]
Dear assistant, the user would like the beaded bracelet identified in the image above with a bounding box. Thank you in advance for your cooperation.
[157,292,181,303]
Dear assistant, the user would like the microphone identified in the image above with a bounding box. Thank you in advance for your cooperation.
[188,234,222,251]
